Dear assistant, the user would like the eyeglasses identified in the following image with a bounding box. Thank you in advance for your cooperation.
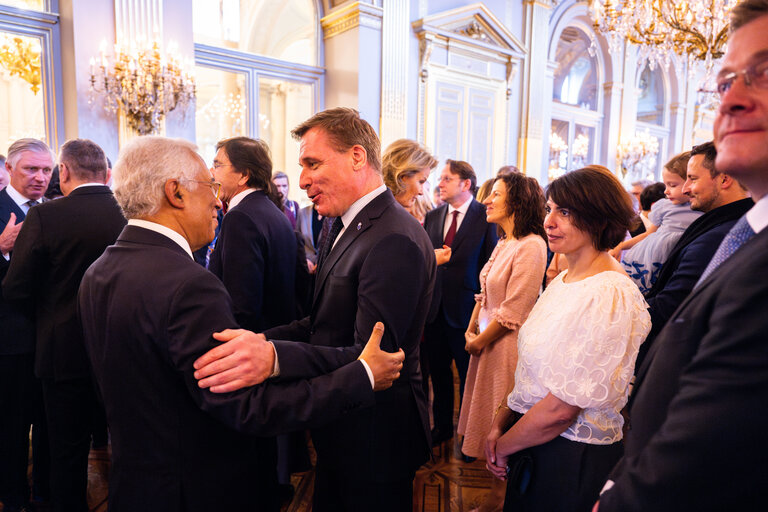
[181,179,222,199]
[438,175,459,183]
[212,162,232,169]
[700,56,768,99]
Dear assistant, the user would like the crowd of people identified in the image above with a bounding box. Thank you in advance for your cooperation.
[1,1,768,511]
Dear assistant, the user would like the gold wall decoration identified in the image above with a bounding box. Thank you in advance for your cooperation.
[0,34,42,94]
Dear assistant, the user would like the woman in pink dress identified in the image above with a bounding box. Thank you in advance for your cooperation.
[458,172,548,511]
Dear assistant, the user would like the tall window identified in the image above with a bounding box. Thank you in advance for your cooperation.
[635,64,669,179]
[0,1,62,151]
[549,26,602,180]
[193,0,322,199]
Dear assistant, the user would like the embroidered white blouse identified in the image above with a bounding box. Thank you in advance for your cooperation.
[507,270,651,445]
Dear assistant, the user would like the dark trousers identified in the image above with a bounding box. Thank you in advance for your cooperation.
[42,377,101,512]
[424,314,470,434]
[504,436,623,512]
[313,462,413,512]
[0,354,50,508]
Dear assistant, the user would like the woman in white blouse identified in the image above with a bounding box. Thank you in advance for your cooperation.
[484,166,651,512]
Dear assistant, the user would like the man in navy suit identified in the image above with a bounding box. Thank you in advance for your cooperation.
[78,136,405,511]
[596,2,768,509]
[4,139,126,512]
[195,108,436,511]
[422,160,496,445]
[636,141,752,368]
[0,138,53,512]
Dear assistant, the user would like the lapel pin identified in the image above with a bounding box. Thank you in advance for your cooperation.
[357,222,362,230]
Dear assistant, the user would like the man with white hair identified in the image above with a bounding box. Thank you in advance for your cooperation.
[78,136,404,511]
[0,138,54,512]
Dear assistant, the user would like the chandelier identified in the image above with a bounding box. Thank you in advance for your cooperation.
[617,130,660,181]
[89,38,196,135]
[588,0,738,71]
[0,33,42,94]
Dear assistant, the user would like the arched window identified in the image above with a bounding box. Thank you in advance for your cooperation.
[635,64,669,179]
[192,0,323,195]
[549,26,602,180]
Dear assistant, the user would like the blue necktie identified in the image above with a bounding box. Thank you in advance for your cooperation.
[697,216,756,286]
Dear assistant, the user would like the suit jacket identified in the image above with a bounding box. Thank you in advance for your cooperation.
[423,200,497,327]
[599,224,768,511]
[2,185,126,380]
[209,191,296,332]
[265,190,436,482]
[78,225,375,511]
[637,198,754,368]
[0,187,36,355]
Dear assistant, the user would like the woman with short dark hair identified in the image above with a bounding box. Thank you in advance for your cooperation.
[485,167,651,512]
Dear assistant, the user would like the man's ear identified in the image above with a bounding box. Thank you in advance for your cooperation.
[351,145,367,171]
[165,179,185,209]
[720,173,735,190]
[59,163,70,184]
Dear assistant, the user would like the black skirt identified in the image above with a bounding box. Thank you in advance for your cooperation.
[503,435,623,512]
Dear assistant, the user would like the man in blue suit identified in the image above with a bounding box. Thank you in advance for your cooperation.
[0,138,53,512]
[422,160,497,445]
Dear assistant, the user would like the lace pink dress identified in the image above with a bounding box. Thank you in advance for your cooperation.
[457,234,547,457]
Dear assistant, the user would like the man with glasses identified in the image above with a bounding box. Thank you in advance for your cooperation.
[3,139,125,512]
[422,159,497,448]
[595,1,768,509]
[0,138,53,512]
[78,136,404,511]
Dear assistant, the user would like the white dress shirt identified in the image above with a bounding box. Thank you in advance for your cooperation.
[127,219,194,259]
[443,196,473,240]
[746,194,768,234]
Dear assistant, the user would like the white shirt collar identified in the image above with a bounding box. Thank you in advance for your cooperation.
[127,219,194,259]
[340,184,387,229]
[448,196,473,216]
[5,183,36,209]
[72,183,106,191]
[228,188,258,210]
[746,194,768,234]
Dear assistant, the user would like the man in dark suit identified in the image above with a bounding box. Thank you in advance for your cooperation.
[78,135,404,512]
[209,137,297,333]
[596,4,768,509]
[3,139,126,512]
[636,140,753,368]
[422,159,496,444]
[194,108,436,511]
[0,138,53,512]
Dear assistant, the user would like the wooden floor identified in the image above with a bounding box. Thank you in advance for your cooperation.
[5,371,494,511]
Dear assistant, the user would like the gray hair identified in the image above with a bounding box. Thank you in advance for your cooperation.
[631,179,653,189]
[6,138,56,168]
[113,136,203,219]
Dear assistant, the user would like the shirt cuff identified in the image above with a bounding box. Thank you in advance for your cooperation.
[269,341,280,378]
[359,359,375,389]
[2,252,9,261]
[600,479,615,495]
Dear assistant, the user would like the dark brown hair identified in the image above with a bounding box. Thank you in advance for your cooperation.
[664,151,691,180]
[59,138,108,181]
[291,107,381,173]
[216,137,281,208]
[446,159,477,193]
[731,0,768,31]
[497,172,546,241]
[690,141,718,177]
[546,167,635,251]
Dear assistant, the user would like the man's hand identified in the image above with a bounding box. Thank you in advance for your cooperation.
[485,424,507,479]
[193,329,275,393]
[435,245,452,266]
[0,213,22,253]
[358,322,404,391]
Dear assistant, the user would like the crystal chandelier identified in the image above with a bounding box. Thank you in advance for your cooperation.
[89,38,196,135]
[0,33,42,94]
[617,130,660,181]
[588,0,738,71]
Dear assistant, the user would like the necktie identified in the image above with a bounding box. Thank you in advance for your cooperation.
[25,199,39,209]
[697,216,756,286]
[444,210,459,247]
[316,217,343,273]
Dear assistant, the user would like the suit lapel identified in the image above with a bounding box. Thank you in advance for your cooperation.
[427,204,448,247]
[450,200,480,254]
[0,188,27,223]
[312,192,391,306]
